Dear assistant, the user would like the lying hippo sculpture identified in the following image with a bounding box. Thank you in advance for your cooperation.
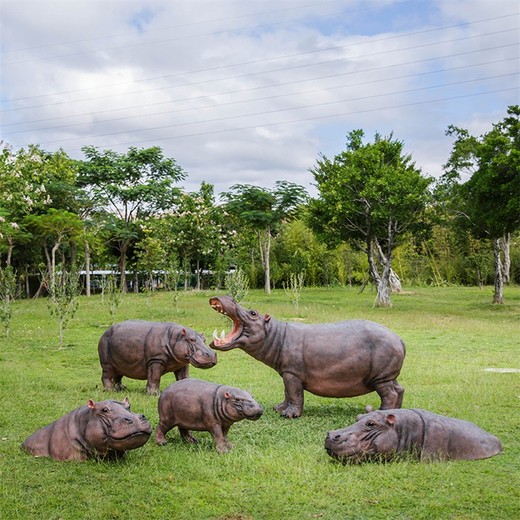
[325,407,502,463]
[98,320,217,394]
[21,398,152,461]
[209,295,405,418]
[156,378,263,453]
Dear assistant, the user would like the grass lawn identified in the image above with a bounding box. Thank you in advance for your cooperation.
[0,286,519,519]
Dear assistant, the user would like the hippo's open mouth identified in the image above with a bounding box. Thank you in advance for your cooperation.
[210,297,243,349]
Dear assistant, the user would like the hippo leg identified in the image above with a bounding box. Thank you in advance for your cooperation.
[146,363,164,395]
[174,366,189,380]
[374,380,404,409]
[276,373,304,419]
[155,422,171,445]
[101,366,126,391]
[209,425,230,453]
[179,428,198,444]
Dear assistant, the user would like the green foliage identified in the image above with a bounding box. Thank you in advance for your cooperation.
[0,265,17,337]
[224,267,250,304]
[45,264,81,348]
[101,273,123,324]
[309,130,433,306]
[282,271,304,316]
[0,288,519,519]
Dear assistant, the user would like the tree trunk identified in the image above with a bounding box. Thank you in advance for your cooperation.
[263,228,271,294]
[119,242,128,292]
[196,258,201,291]
[375,240,401,293]
[85,239,91,297]
[493,238,504,304]
[501,232,510,284]
[376,264,392,307]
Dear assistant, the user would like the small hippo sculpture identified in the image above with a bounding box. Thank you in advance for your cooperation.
[325,408,503,463]
[21,398,152,461]
[98,320,217,395]
[155,378,263,453]
[209,295,405,418]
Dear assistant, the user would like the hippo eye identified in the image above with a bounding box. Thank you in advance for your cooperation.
[366,420,376,427]
[102,407,110,413]
[249,310,258,317]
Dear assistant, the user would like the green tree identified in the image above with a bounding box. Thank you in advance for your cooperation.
[309,130,432,307]
[24,208,83,290]
[78,146,185,291]
[441,105,520,303]
[44,263,81,348]
[222,181,308,294]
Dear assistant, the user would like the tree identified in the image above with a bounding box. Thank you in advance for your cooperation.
[78,146,185,291]
[44,263,81,348]
[309,130,432,307]
[24,208,83,290]
[441,105,520,303]
[222,181,308,294]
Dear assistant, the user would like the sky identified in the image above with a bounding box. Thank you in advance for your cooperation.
[1,0,519,198]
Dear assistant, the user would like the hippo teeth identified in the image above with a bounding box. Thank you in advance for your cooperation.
[212,329,227,343]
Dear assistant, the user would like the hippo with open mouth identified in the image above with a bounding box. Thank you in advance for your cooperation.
[209,295,406,418]
[21,398,152,461]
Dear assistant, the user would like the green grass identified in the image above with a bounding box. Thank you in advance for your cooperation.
[1,286,519,519]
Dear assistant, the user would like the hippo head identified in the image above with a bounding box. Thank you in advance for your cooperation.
[325,410,399,464]
[87,398,152,452]
[222,388,264,422]
[209,295,268,351]
[178,328,217,369]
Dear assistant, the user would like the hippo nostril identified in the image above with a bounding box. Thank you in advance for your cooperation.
[140,414,147,420]
[334,434,341,441]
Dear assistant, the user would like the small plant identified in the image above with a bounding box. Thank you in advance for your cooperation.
[283,271,305,317]
[102,273,123,324]
[163,259,182,311]
[224,267,250,304]
[0,265,17,337]
[45,264,81,348]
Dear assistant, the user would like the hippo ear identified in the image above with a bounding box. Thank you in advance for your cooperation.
[181,328,186,336]
[264,314,271,322]
[224,392,232,399]
[122,397,130,409]
[87,399,96,409]
[386,414,396,426]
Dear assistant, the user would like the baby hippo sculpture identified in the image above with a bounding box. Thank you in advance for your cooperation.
[21,398,151,461]
[325,407,502,463]
[98,320,217,394]
[209,295,405,418]
[156,378,263,453]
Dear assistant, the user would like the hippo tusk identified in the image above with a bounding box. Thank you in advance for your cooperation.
[221,330,226,340]
[212,329,219,342]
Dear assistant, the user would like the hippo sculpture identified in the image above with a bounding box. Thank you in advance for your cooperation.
[21,398,152,461]
[155,378,263,453]
[209,295,405,418]
[325,407,503,463]
[98,320,217,395]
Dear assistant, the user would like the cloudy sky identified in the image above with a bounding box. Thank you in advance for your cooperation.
[1,0,518,197]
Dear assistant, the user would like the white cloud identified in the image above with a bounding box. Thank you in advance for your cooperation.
[1,0,518,196]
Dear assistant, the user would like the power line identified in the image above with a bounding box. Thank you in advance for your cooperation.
[5,56,518,135]
[50,87,516,157]
[1,0,367,55]
[2,29,517,115]
[2,12,517,104]
[30,77,519,148]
